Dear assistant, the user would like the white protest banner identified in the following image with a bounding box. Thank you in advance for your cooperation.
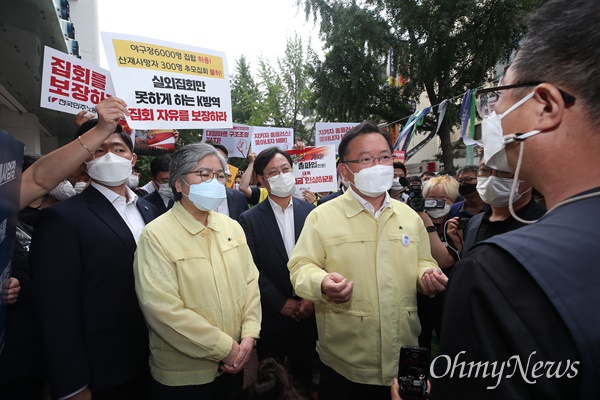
[314,122,358,153]
[203,124,252,158]
[101,32,232,130]
[40,46,115,115]
[251,127,294,154]
[288,145,337,194]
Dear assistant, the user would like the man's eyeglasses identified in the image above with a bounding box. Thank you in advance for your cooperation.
[263,166,293,180]
[457,177,477,184]
[187,168,229,183]
[478,166,514,179]
[475,82,576,118]
[345,153,395,166]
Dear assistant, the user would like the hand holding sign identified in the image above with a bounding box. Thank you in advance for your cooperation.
[96,97,130,136]
[74,110,95,129]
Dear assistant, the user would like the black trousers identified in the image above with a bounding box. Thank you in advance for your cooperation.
[149,371,243,400]
[92,368,149,400]
[256,317,316,392]
[318,361,390,400]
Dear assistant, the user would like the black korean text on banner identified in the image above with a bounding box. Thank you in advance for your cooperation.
[102,32,233,130]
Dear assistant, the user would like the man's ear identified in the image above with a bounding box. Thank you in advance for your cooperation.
[340,163,351,182]
[257,174,268,189]
[533,84,568,132]
[131,153,138,166]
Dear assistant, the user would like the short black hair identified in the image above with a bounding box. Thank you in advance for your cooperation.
[150,154,172,178]
[338,121,392,162]
[420,171,436,178]
[205,141,228,158]
[73,119,132,152]
[254,147,294,176]
[393,161,407,176]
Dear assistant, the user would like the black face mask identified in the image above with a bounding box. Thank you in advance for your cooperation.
[459,183,477,196]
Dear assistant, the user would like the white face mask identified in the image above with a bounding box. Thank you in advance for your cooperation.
[126,174,139,190]
[392,177,408,191]
[347,164,393,197]
[234,183,240,190]
[482,92,540,172]
[158,182,174,199]
[86,152,134,187]
[426,203,451,219]
[73,181,87,194]
[477,175,528,207]
[49,180,76,201]
[267,172,296,197]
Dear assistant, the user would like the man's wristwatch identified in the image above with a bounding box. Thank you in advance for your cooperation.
[426,225,437,233]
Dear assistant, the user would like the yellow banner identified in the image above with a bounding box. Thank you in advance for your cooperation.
[112,39,225,79]
[226,164,239,188]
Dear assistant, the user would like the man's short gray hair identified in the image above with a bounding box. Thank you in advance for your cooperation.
[169,143,228,202]
[511,0,600,126]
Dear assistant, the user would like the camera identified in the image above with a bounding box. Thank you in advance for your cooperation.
[407,184,425,211]
[458,217,470,231]
[424,199,445,209]
[398,346,429,400]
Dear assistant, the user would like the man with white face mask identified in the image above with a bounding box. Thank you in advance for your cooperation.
[288,121,445,399]
[447,160,546,258]
[432,1,600,399]
[143,154,174,216]
[238,147,316,394]
[29,117,159,400]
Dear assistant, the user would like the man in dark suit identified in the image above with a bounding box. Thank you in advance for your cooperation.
[206,141,249,221]
[30,108,159,400]
[239,147,316,394]
[224,186,249,221]
[143,154,173,216]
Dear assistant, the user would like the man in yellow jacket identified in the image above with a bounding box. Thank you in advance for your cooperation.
[288,121,447,400]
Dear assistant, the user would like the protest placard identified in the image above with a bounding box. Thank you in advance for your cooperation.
[251,127,294,154]
[314,122,358,153]
[40,46,115,115]
[101,32,232,130]
[288,145,337,194]
[203,124,252,158]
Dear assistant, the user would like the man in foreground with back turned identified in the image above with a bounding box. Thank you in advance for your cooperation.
[431,1,600,399]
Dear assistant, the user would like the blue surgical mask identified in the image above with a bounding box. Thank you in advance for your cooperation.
[482,91,540,172]
[182,178,226,211]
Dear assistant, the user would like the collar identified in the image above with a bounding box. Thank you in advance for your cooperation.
[267,195,294,213]
[345,187,391,217]
[91,181,138,205]
[171,201,220,235]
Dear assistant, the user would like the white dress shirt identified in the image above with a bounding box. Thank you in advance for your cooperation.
[350,187,391,219]
[267,196,295,258]
[91,182,146,242]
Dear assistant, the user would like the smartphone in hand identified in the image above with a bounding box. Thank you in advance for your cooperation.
[398,345,429,400]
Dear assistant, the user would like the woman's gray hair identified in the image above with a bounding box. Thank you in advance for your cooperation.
[169,143,228,202]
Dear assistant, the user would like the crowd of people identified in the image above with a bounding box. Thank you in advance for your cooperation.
[0,0,597,399]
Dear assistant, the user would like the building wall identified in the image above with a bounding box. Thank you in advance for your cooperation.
[70,0,100,65]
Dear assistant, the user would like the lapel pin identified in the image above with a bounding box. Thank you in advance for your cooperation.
[144,206,149,210]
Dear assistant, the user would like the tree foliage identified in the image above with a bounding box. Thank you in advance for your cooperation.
[256,35,315,144]
[298,0,545,168]
[230,55,263,125]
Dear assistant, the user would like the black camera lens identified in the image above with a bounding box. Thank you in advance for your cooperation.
[408,197,425,212]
